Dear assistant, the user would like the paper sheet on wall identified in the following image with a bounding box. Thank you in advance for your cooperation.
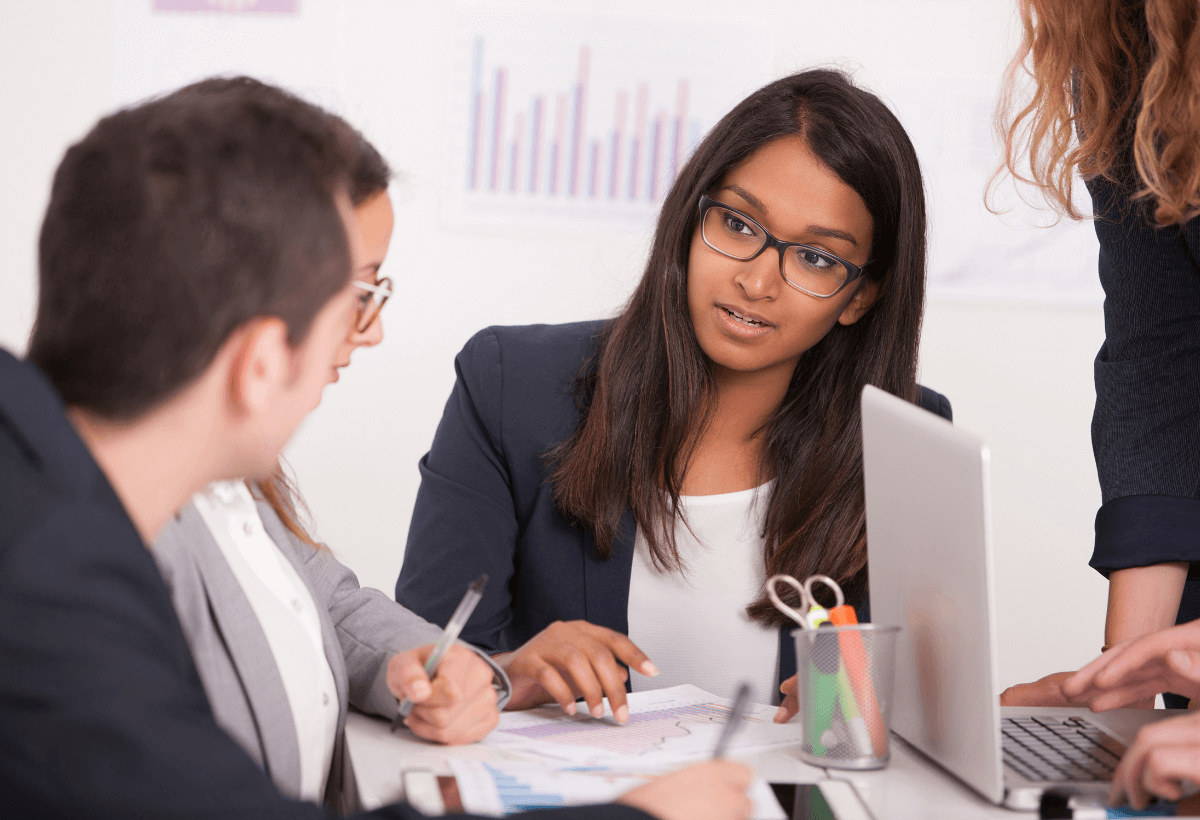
[111,0,344,113]
[481,684,799,770]
[883,74,1103,306]
[448,759,787,819]
[443,5,772,232]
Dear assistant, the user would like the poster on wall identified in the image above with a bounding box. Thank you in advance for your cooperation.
[443,5,773,232]
[884,75,1103,305]
[111,0,344,113]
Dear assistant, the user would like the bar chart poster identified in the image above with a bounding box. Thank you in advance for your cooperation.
[444,7,772,230]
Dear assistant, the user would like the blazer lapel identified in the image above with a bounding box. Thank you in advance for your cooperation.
[180,505,303,797]
[260,509,350,809]
[581,508,637,638]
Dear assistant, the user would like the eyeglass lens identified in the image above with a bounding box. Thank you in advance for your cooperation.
[356,277,392,333]
[701,204,849,297]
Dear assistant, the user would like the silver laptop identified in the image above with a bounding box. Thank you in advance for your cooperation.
[861,385,1175,810]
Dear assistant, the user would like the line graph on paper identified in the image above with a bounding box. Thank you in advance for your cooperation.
[482,685,794,769]
[500,701,755,757]
[444,6,771,230]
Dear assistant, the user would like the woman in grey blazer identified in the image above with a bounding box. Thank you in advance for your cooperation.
[150,140,511,813]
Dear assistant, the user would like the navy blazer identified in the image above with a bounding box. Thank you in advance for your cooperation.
[0,348,646,820]
[397,322,952,698]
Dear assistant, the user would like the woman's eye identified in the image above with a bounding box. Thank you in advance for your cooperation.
[722,212,756,237]
[800,249,835,270]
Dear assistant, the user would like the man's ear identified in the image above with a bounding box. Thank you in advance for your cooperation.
[226,317,291,415]
[837,278,881,326]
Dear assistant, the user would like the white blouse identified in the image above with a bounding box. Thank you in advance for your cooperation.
[627,483,779,702]
[191,480,338,803]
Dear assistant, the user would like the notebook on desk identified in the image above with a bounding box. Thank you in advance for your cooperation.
[860,385,1175,811]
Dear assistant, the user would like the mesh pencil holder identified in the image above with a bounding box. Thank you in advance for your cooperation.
[793,624,899,770]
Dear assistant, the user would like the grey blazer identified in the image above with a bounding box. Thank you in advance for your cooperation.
[152,501,509,814]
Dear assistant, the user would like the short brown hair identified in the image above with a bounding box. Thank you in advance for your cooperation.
[29,77,358,419]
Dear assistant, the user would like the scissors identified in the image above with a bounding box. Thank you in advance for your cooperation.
[765,573,845,629]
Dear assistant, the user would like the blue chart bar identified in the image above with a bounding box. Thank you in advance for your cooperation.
[484,763,567,812]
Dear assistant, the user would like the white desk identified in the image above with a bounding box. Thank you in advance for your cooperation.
[345,711,1019,818]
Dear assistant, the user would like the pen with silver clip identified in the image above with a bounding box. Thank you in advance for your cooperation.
[712,682,752,758]
[392,574,488,731]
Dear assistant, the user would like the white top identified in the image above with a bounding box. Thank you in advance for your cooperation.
[627,483,778,701]
[191,480,339,803]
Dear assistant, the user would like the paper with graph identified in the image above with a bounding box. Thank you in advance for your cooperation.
[448,759,787,819]
[481,684,796,769]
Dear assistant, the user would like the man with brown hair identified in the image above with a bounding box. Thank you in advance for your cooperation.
[0,77,751,820]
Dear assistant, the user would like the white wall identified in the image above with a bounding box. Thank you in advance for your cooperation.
[0,0,1109,691]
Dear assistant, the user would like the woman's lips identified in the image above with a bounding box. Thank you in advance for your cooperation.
[716,304,774,337]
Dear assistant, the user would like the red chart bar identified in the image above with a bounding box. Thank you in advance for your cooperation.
[671,80,689,184]
[568,46,590,197]
[528,97,543,193]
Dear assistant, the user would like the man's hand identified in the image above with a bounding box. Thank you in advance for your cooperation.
[497,620,657,724]
[616,760,753,820]
[387,643,499,745]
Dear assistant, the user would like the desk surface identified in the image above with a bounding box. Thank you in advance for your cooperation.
[344,711,1019,818]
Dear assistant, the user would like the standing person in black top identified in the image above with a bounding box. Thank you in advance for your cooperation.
[0,76,751,820]
[993,0,1200,801]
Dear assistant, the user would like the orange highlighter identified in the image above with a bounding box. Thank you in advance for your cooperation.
[829,603,887,758]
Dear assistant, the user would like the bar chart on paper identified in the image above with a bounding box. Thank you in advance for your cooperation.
[448,758,789,819]
[445,7,771,230]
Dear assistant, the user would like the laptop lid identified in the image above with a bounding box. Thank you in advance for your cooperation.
[861,385,1006,805]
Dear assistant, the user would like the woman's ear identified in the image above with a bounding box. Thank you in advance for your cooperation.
[837,279,880,326]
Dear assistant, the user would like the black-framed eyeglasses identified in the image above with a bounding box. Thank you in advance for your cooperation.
[697,195,866,299]
[352,277,392,333]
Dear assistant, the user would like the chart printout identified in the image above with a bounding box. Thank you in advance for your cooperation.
[111,0,344,113]
[481,685,797,769]
[448,759,787,819]
[444,6,772,231]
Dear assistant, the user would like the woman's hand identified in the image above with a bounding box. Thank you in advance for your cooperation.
[497,620,658,724]
[774,674,798,723]
[387,644,499,745]
[999,671,1077,707]
[1109,710,1200,809]
[616,760,753,820]
[1063,620,1200,711]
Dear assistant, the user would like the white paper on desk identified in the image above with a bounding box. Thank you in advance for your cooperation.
[482,684,798,769]
[449,759,786,819]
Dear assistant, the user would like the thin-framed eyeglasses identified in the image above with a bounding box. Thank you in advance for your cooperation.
[697,195,866,299]
[352,277,392,333]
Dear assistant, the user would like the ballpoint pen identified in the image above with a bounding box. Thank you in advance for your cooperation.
[712,682,752,758]
[392,574,488,731]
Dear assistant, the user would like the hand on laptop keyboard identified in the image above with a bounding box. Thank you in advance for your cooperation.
[1000,671,1076,708]
[1063,621,1200,711]
[1107,709,1200,810]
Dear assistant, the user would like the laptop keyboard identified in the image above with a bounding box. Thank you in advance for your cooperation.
[1002,716,1126,782]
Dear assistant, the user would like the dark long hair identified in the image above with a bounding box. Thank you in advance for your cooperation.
[550,69,927,625]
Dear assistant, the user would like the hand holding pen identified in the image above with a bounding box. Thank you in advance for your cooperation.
[388,575,498,745]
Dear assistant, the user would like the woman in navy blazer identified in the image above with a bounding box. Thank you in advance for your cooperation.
[398,70,951,724]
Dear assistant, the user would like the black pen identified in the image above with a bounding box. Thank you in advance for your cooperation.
[712,682,752,758]
[392,574,488,731]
